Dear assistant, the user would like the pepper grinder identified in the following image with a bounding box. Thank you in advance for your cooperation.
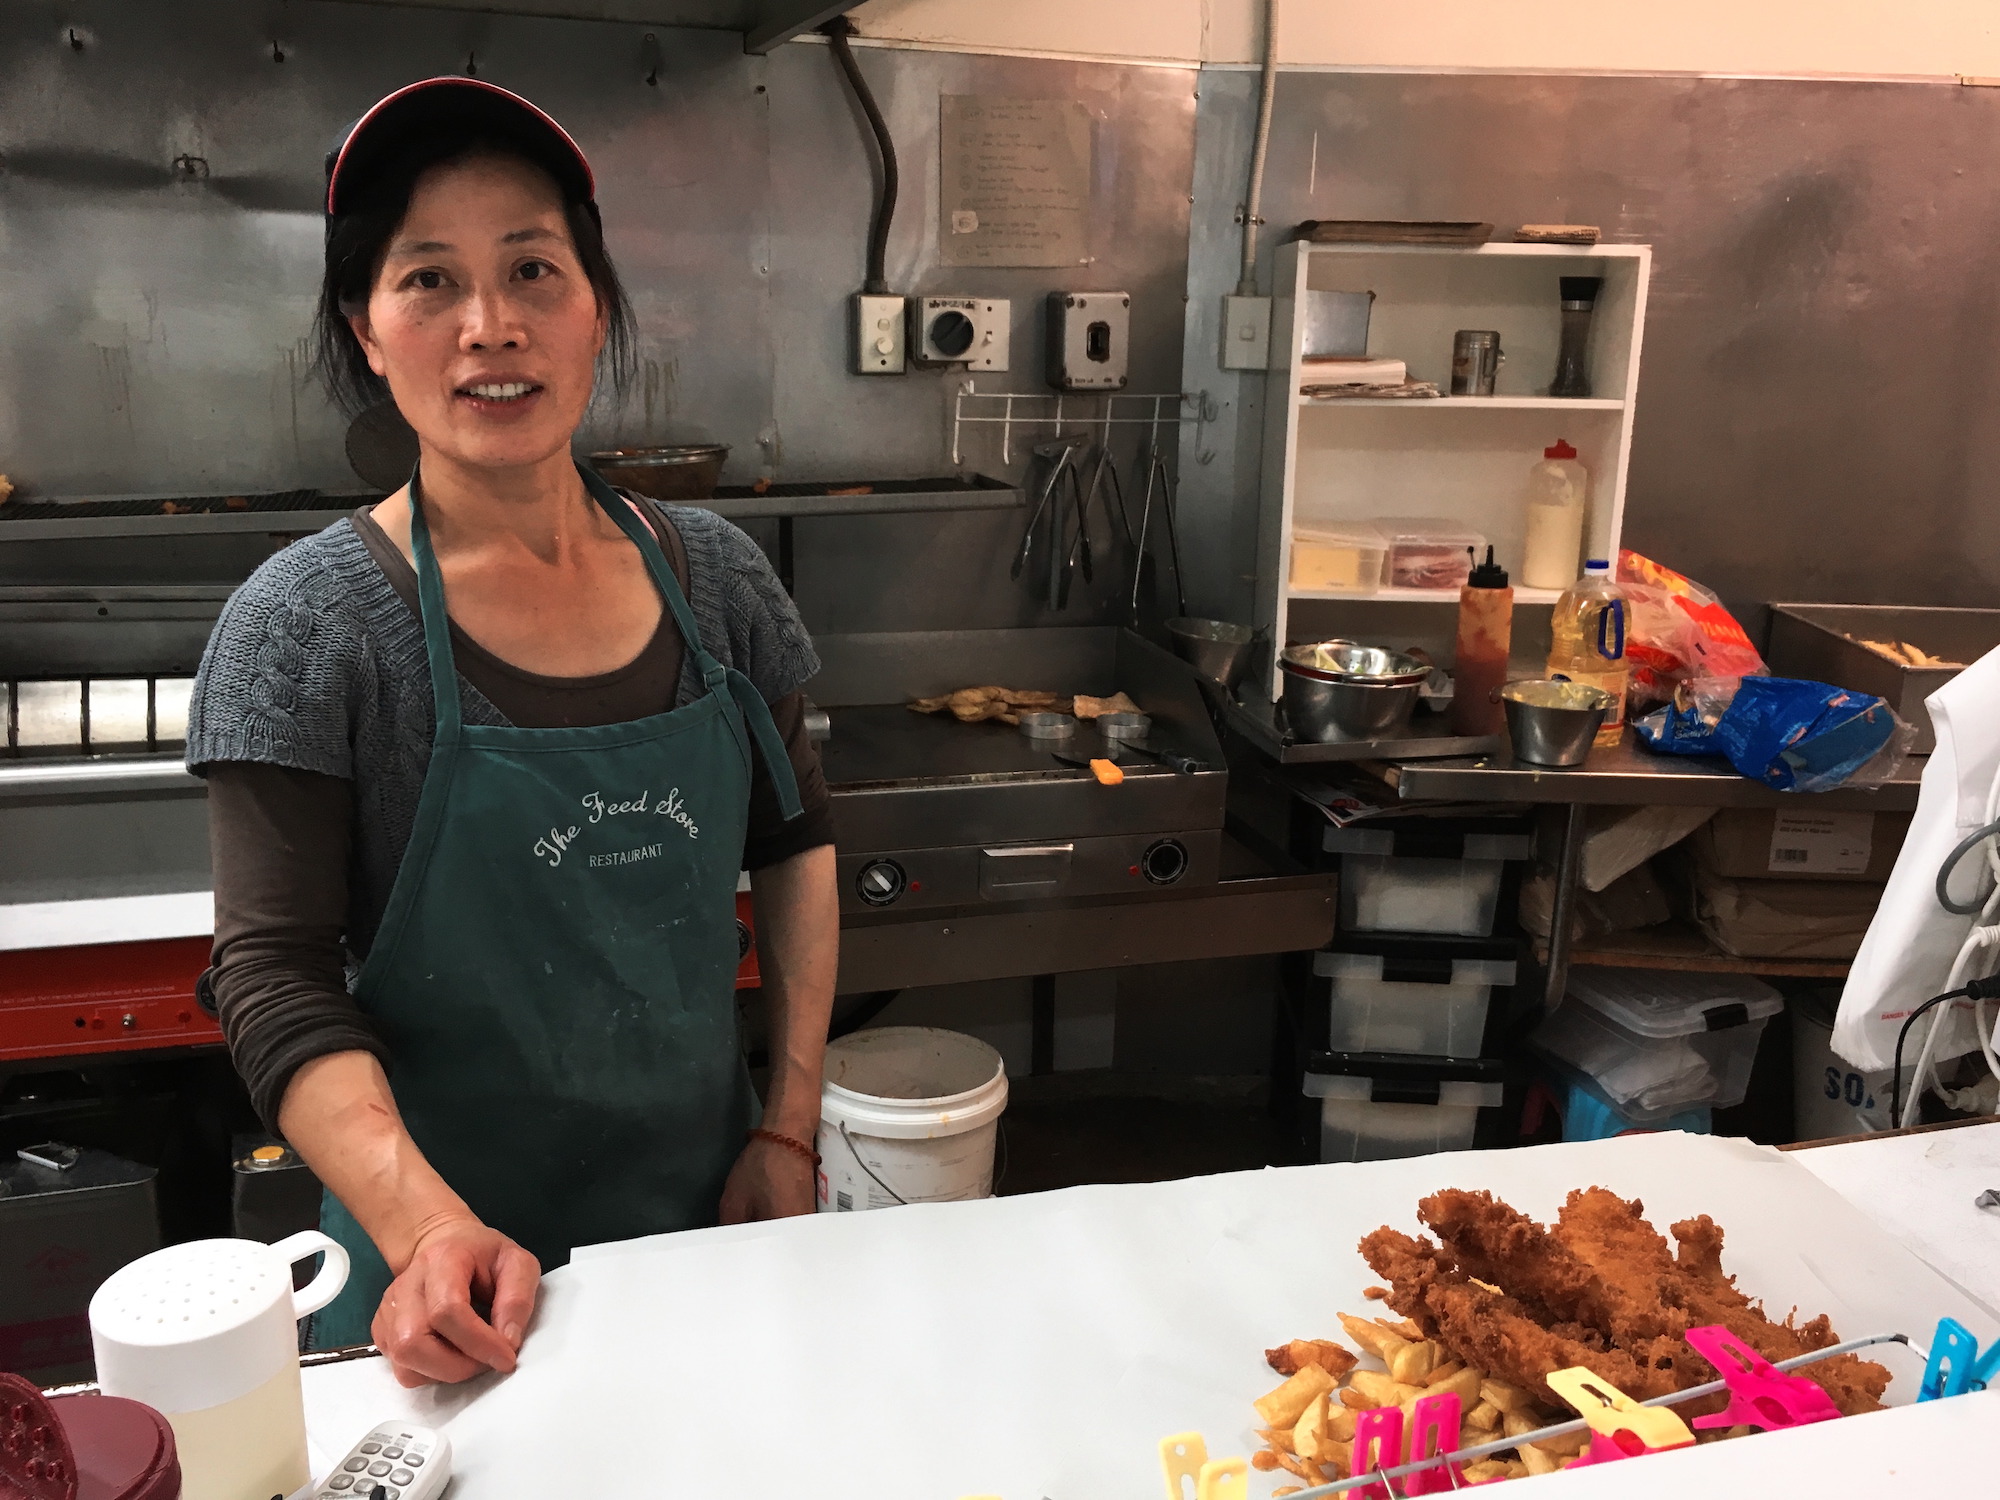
[1550,276,1601,398]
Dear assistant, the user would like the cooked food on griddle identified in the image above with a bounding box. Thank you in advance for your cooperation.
[905,686,1142,727]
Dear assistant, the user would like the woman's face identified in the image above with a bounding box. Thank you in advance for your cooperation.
[349,153,606,474]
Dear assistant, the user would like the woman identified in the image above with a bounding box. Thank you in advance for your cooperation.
[187,78,839,1386]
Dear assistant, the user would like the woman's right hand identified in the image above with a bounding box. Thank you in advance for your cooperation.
[370,1213,541,1387]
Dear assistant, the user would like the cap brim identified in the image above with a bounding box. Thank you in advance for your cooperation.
[326,77,594,218]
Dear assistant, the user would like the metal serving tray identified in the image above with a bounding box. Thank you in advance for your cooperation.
[1766,603,2000,753]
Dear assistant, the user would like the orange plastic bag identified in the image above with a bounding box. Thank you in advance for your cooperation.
[1616,550,1766,705]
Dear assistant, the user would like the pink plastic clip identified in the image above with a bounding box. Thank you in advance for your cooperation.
[1401,1392,1464,1495]
[1683,1325,1840,1432]
[1352,1406,1404,1500]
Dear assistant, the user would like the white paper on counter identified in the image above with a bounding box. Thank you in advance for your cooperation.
[302,1133,1997,1500]
[1792,1120,2000,1317]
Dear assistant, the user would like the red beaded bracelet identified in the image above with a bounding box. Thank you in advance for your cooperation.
[749,1126,821,1168]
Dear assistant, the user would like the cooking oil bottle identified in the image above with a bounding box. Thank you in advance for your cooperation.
[1546,559,1629,747]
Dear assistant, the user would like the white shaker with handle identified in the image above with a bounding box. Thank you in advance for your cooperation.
[89,1231,350,1500]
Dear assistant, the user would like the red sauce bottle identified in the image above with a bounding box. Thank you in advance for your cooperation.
[1450,545,1513,737]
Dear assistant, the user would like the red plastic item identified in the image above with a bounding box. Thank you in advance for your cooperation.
[47,1395,178,1500]
[2,1376,181,1500]
[1,1373,77,1500]
[1684,1324,1841,1432]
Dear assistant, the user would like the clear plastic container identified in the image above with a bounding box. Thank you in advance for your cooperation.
[1373,518,1488,590]
[1325,828,1534,937]
[1530,968,1783,1122]
[1304,1067,1504,1162]
[1314,949,1516,1056]
[1290,521,1387,592]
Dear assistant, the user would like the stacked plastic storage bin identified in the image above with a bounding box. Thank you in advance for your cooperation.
[1300,818,1534,1162]
[1529,969,1783,1139]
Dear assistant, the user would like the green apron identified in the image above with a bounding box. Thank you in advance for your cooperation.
[311,466,801,1348]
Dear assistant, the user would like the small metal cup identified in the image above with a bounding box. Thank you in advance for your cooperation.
[1450,330,1504,396]
[1017,712,1076,739]
[1500,679,1613,767]
[1097,712,1153,742]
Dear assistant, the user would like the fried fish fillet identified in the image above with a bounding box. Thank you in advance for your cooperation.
[1359,1192,1890,1418]
[1359,1226,1672,1404]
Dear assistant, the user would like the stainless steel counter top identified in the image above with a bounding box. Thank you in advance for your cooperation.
[1379,737,1924,812]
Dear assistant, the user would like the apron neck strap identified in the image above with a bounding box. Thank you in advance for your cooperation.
[406,462,726,735]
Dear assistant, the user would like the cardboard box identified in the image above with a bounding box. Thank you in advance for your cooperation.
[1687,866,1886,960]
[1690,808,1911,883]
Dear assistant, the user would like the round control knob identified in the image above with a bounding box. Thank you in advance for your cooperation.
[1140,838,1189,886]
[856,859,908,907]
[873,335,895,355]
[928,309,976,358]
[735,918,752,962]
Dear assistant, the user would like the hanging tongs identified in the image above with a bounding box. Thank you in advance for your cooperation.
[1130,429,1189,623]
[1012,434,1089,594]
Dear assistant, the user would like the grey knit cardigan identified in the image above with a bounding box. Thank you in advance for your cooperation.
[185,502,820,957]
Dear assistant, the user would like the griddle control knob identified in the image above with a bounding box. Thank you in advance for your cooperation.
[1141,838,1189,886]
[856,859,908,907]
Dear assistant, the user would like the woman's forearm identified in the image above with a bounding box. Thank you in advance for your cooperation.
[277,1050,480,1273]
[747,844,840,1140]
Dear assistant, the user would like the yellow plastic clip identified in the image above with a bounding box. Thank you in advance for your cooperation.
[1545,1366,1696,1456]
[1160,1433,1209,1500]
[1196,1457,1248,1500]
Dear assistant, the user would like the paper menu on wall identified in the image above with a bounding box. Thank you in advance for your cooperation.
[939,95,1092,267]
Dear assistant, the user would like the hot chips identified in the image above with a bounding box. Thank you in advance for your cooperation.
[1249,1312,1590,1488]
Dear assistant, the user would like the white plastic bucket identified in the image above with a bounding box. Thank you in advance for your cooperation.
[1791,990,1902,1139]
[816,1026,1008,1212]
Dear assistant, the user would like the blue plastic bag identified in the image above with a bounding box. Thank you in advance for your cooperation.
[1635,675,1910,792]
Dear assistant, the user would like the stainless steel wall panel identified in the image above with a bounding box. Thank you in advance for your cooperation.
[1180,71,2000,627]
[1,8,1195,639]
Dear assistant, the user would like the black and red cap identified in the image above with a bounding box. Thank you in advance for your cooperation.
[324,77,595,219]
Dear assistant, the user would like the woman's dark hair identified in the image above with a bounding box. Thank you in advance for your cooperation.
[311,126,637,416]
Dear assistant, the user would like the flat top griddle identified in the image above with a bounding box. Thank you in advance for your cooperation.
[820,705,1187,791]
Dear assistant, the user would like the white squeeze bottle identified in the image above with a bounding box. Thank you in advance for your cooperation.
[1521,439,1589,590]
[1546,559,1629,748]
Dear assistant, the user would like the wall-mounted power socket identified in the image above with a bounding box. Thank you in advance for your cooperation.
[910,296,1010,371]
[1220,293,1272,370]
[853,293,906,375]
[1046,291,1129,390]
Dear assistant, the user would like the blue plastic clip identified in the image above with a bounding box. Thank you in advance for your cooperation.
[1918,1318,2000,1401]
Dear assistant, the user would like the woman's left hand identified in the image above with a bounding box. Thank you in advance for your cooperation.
[718,1132,818,1223]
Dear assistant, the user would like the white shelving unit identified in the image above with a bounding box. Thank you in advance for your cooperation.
[1256,240,1653,694]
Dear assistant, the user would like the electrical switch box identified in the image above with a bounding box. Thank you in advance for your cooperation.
[910,296,1010,371]
[1045,291,1130,390]
[1221,293,1272,370]
[852,293,906,375]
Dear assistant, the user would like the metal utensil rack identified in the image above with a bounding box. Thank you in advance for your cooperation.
[949,382,1200,467]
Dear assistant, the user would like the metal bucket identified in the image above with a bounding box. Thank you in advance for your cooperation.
[1166,617,1253,690]
[1500,680,1613,767]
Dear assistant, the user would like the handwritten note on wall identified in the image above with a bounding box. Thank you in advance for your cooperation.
[939,96,1093,268]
